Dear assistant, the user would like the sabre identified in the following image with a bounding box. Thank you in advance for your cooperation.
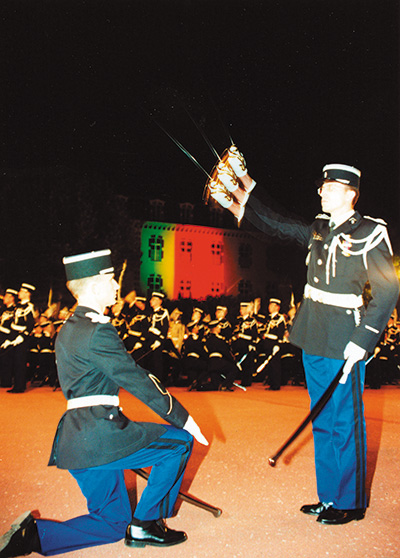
[150,116,211,179]
[268,361,351,467]
[133,468,222,517]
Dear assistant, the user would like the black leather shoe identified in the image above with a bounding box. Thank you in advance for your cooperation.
[300,502,332,516]
[125,519,187,548]
[0,511,41,557]
[317,507,366,525]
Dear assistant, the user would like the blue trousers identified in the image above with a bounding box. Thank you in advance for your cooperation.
[303,353,367,510]
[36,425,193,556]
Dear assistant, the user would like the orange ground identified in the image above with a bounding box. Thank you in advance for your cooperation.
[1,384,399,558]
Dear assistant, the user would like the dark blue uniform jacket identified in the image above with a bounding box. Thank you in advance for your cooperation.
[245,195,399,359]
[49,306,189,470]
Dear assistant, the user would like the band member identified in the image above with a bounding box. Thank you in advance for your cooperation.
[120,296,148,361]
[0,288,18,387]
[141,292,169,383]
[202,319,237,391]
[231,301,258,387]
[182,322,208,389]
[0,249,208,557]
[257,298,286,390]
[186,307,207,339]
[212,151,399,524]
[214,305,232,342]
[2,283,36,393]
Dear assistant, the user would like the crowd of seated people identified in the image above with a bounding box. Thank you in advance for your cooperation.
[1,285,398,393]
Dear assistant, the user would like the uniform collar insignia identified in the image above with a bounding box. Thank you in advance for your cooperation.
[85,311,110,324]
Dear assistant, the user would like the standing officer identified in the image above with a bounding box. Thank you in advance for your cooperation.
[0,288,18,387]
[212,151,399,524]
[0,249,208,556]
[2,283,36,393]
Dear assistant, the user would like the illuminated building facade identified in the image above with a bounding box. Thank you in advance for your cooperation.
[136,221,274,300]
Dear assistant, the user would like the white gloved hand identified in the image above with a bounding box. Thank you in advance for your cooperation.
[183,415,209,446]
[14,335,24,346]
[227,145,247,177]
[340,341,367,384]
[207,177,233,208]
[1,339,12,350]
[150,340,161,351]
[217,161,239,193]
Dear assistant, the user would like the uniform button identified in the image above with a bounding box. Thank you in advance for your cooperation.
[109,414,113,420]
[314,277,319,283]
[324,244,328,250]
[317,259,323,265]
[346,310,352,315]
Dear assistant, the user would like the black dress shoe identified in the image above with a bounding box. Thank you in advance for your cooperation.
[317,507,366,525]
[0,511,41,557]
[300,502,332,516]
[125,519,187,548]
[6,389,24,394]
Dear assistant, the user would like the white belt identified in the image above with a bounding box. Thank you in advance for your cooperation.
[67,395,120,410]
[304,284,363,309]
[187,352,200,358]
[209,352,223,358]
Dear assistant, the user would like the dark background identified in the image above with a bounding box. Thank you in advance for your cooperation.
[2,0,399,299]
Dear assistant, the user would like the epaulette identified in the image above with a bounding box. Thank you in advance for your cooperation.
[85,312,110,324]
[314,213,329,220]
[364,216,387,226]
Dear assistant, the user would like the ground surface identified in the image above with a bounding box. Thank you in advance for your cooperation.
[1,384,399,558]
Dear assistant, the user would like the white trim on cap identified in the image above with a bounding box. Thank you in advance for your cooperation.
[21,283,36,291]
[63,249,111,264]
[322,163,361,177]
[99,267,114,275]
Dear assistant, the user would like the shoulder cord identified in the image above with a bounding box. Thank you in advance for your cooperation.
[326,224,393,284]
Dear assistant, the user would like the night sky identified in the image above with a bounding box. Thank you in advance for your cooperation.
[2,0,399,294]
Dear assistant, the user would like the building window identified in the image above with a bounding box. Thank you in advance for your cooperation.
[238,279,252,298]
[148,235,164,261]
[149,199,165,221]
[238,243,252,269]
[180,240,192,262]
[211,282,224,295]
[179,280,192,298]
[147,274,163,294]
[211,242,223,265]
[179,202,194,223]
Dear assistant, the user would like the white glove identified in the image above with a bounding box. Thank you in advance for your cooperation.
[217,161,239,192]
[227,145,247,177]
[183,415,209,446]
[1,339,12,350]
[14,335,24,346]
[207,177,233,208]
[150,340,161,351]
[340,341,366,384]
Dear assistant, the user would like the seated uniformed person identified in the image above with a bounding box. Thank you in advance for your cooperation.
[0,249,208,557]
[120,296,148,361]
[186,307,207,339]
[197,319,237,391]
[182,322,208,389]
[257,298,286,390]
[231,301,258,387]
[214,305,232,342]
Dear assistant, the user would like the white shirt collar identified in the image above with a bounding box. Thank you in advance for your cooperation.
[330,210,355,229]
